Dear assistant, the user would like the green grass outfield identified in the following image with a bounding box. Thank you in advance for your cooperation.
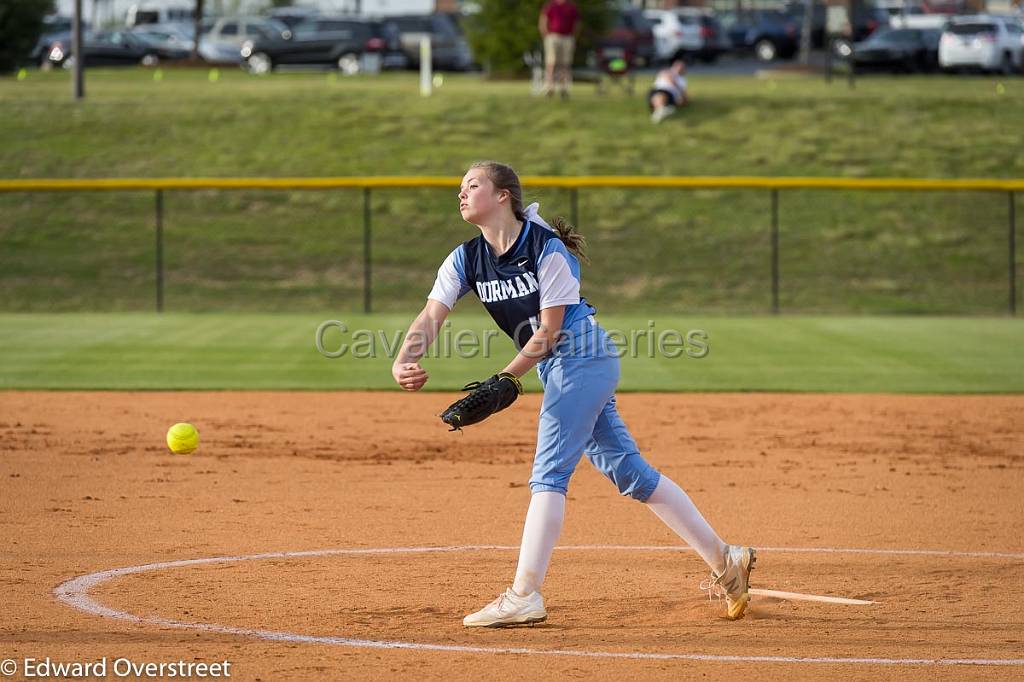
[1,313,1020,392]
[1,69,1021,314]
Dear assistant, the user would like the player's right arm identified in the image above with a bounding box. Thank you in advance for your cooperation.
[392,299,450,391]
[392,246,469,391]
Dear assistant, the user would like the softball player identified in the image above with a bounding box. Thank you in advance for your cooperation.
[392,161,755,626]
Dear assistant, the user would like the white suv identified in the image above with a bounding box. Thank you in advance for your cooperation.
[939,15,1023,74]
[643,8,728,63]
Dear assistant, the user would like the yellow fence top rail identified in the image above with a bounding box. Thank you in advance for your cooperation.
[1,176,1023,192]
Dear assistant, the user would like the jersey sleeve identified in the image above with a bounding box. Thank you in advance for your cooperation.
[427,245,471,310]
[537,238,581,310]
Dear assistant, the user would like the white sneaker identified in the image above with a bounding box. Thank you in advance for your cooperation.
[651,105,677,124]
[463,587,547,627]
[708,545,756,620]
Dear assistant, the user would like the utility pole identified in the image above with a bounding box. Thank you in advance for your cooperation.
[848,0,856,88]
[72,0,84,100]
[192,0,205,61]
[799,0,814,65]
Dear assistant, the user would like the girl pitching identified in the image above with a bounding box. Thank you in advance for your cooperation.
[392,161,755,626]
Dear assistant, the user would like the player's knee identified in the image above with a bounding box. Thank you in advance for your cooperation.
[529,482,568,496]
[605,455,660,501]
[529,475,570,496]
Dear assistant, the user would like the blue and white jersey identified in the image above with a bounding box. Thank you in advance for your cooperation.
[428,204,596,350]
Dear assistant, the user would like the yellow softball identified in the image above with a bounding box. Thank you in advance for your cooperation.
[166,422,199,454]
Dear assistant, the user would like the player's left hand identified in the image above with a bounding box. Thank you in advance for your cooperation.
[440,372,523,430]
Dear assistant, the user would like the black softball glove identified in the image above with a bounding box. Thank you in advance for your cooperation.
[440,372,524,431]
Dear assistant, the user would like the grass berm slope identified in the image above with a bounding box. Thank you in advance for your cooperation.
[1,70,1021,314]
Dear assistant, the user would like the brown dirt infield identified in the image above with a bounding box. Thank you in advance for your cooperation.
[2,391,1023,681]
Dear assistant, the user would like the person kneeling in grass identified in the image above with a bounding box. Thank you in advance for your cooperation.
[648,59,688,124]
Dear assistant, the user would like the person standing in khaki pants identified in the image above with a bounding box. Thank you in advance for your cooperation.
[538,0,579,99]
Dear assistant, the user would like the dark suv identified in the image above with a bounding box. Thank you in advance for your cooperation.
[46,30,183,68]
[721,10,800,61]
[784,1,890,47]
[31,15,89,66]
[241,18,402,74]
[595,8,656,67]
[390,14,474,71]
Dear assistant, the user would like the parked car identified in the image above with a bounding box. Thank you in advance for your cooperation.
[389,14,474,71]
[996,14,1024,49]
[678,8,730,62]
[595,7,656,67]
[267,7,321,30]
[40,13,73,33]
[46,30,181,68]
[643,8,728,63]
[852,5,892,40]
[130,24,196,54]
[939,15,1023,74]
[720,10,799,62]
[875,0,926,18]
[852,27,941,71]
[30,15,88,66]
[889,13,950,30]
[198,16,291,65]
[241,18,403,74]
[783,1,888,47]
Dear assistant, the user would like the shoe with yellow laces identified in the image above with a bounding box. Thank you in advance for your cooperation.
[704,545,757,620]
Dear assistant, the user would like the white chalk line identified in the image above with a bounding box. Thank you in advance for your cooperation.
[748,588,877,605]
[53,544,1024,668]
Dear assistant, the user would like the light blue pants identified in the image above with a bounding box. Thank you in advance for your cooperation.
[529,317,662,501]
